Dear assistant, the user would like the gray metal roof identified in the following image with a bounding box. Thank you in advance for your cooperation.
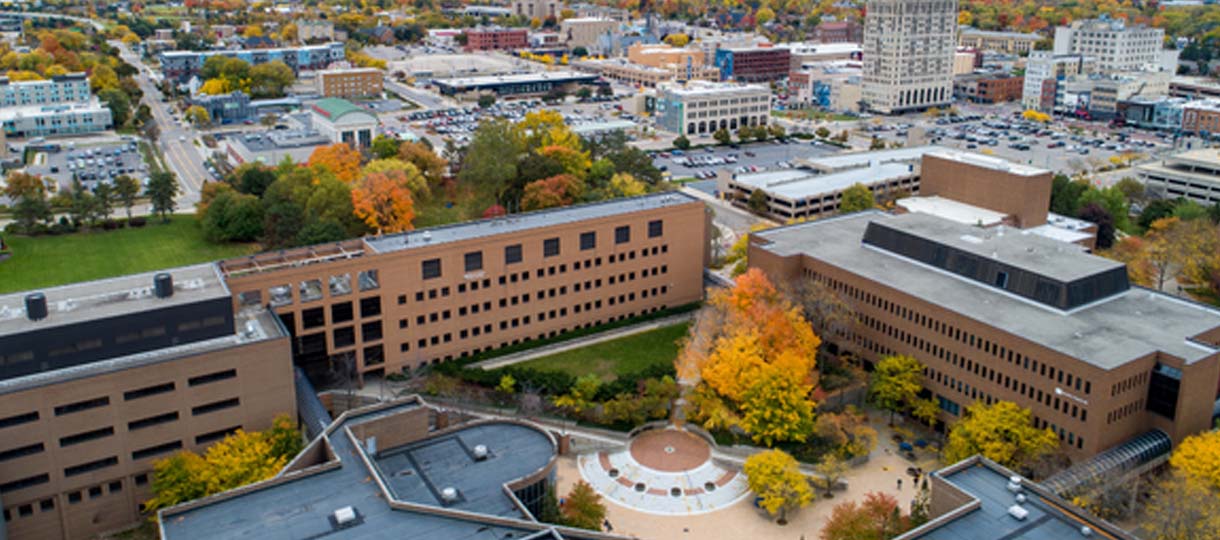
[754,212,1220,368]
[730,162,914,201]
[365,192,698,254]
[161,401,592,540]
[0,263,228,334]
[902,460,1130,540]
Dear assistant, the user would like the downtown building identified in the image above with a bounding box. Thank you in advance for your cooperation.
[861,0,958,114]
[0,266,295,540]
[654,80,771,136]
[1053,16,1168,74]
[157,43,346,83]
[748,153,1220,462]
[0,73,91,107]
[315,68,385,99]
[712,45,791,83]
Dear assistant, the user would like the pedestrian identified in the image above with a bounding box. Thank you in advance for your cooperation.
[897,478,902,490]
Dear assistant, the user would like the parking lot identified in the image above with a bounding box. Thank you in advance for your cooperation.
[27,141,149,190]
[655,140,842,180]
[383,97,629,147]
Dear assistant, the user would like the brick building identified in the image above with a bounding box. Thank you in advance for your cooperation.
[315,68,385,99]
[217,193,709,381]
[0,265,295,540]
[814,20,862,43]
[1181,99,1220,135]
[464,28,529,51]
[953,73,1025,104]
[748,154,1220,461]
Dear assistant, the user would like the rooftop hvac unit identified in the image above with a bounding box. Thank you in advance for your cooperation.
[1080,526,1093,537]
[1007,505,1029,521]
[333,506,357,527]
[1006,476,1023,493]
[472,444,489,461]
[1015,494,1026,504]
[440,487,459,503]
[423,231,432,243]
[154,273,174,298]
[24,293,47,321]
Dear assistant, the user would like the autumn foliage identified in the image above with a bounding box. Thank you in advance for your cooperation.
[307,143,362,183]
[679,269,822,445]
[522,174,585,211]
[821,491,911,540]
[352,170,419,234]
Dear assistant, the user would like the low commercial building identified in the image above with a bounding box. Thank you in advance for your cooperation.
[559,18,617,52]
[749,153,1220,461]
[713,45,791,83]
[0,100,113,138]
[464,27,529,51]
[1137,148,1220,205]
[789,61,861,111]
[895,456,1138,540]
[308,98,378,149]
[720,161,919,221]
[785,42,862,72]
[315,68,384,99]
[1181,98,1220,135]
[572,58,717,87]
[1169,76,1220,100]
[0,73,90,107]
[189,91,253,125]
[655,80,770,136]
[1089,71,1172,120]
[813,20,862,43]
[216,192,707,378]
[953,73,1024,104]
[433,71,601,99]
[297,20,334,43]
[628,43,705,69]
[958,27,1042,55]
[1022,52,1095,110]
[222,129,334,166]
[0,265,294,540]
[1118,96,1186,131]
[159,397,616,540]
[158,43,346,83]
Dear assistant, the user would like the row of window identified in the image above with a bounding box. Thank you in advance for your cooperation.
[927,366,1087,450]
[807,267,1093,396]
[1108,398,1145,425]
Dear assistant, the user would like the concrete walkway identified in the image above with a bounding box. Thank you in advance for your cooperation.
[467,313,695,371]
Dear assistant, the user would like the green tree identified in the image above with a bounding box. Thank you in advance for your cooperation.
[371,135,401,160]
[838,183,875,213]
[67,179,96,228]
[743,449,813,524]
[672,135,691,150]
[184,105,210,127]
[869,136,886,150]
[576,87,593,101]
[114,175,140,220]
[231,163,278,198]
[3,171,51,231]
[99,87,132,127]
[146,171,179,222]
[943,401,1059,469]
[1078,185,1131,233]
[748,188,769,214]
[1114,177,1145,203]
[94,182,115,222]
[713,128,732,145]
[477,93,496,108]
[868,355,922,424]
[560,481,606,530]
[768,124,786,139]
[816,126,831,139]
[1050,174,1088,216]
[248,60,294,98]
[460,118,524,201]
[553,373,600,416]
[202,190,264,242]
[813,454,847,498]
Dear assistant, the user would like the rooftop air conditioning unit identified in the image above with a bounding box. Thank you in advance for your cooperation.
[440,487,460,503]
[1008,505,1029,521]
[1080,526,1093,537]
[473,444,489,461]
[333,506,356,527]
[1006,476,1023,493]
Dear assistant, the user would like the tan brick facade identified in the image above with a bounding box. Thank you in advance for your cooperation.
[316,68,384,99]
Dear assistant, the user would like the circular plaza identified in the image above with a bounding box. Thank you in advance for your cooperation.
[577,427,750,516]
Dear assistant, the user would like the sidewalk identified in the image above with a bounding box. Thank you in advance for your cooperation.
[468,312,695,371]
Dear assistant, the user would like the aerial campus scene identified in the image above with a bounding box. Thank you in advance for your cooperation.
[3,0,1220,539]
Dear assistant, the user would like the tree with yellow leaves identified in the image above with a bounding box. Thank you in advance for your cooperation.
[351,169,419,234]
[539,144,592,179]
[868,354,924,425]
[307,143,362,183]
[664,33,690,47]
[943,401,1058,469]
[242,24,264,38]
[1169,430,1220,491]
[1021,109,1051,123]
[199,78,233,95]
[743,449,813,524]
[606,172,647,198]
[740,369,816,446]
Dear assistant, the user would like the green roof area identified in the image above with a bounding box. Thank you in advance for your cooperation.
[311,97,368,121]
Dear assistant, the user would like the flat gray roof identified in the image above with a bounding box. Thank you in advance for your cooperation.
[731,162,913,200]
[801,145,953,173]
[0,264,228,335]
[900,459,1131,540]
[755,212,1220,368]
[161,402,581,540]
[366,192,699,253]
[437,71,598,88]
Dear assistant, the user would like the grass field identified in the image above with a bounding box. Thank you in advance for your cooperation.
[0,215,259,294]
[516,322,690,381]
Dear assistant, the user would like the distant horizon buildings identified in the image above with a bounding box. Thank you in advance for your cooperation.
[1053,16,1170,74]
[862,0,958,114]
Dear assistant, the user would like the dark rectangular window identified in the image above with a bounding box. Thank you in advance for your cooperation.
[331,302,354,323]
[54,396,109,416]
[363,344,384,366]
[505,244,523,264]
[1147,363,1182,420]
[362,320,383,342]
[615,225,630,244]
[64,456,118,477]
[128,411,179,431]
[0,443,44,462]
[0,474,49,494]
[60,427,115,447]
[543,238,560,257]
[580,231,596,250]
[302,307,325,329]
[124,382,175,401]
[132,441,182,461]
[648,219,663,238]
[422,258,442,280]
[360,296,381,318]
[0,411,38,429]
[195,426,241,445]
[333,326,355,348]
[135,474,149,486]
[464,251,483,272]
[192,398,241,416]
[189,369,236,387]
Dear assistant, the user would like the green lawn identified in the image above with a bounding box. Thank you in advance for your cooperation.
[516,322,690,382]
[0,215,259,294]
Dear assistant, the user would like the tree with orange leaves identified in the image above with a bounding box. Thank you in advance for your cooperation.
[821,491,911,540]
[351,169,418,234]
[521,174,585,211]
[308,143,362,183]
[679,269,822,445]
